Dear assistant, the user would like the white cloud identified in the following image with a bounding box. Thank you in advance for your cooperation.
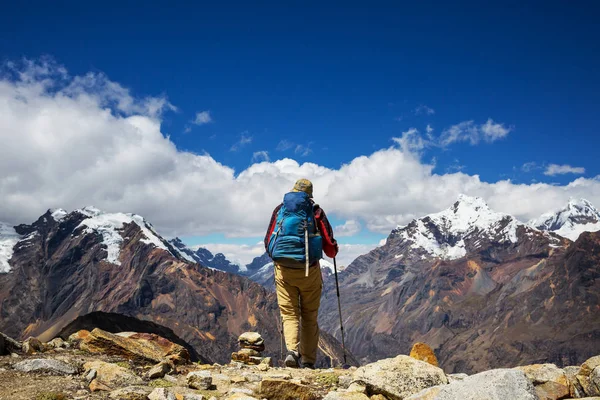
[521,162,539,173]
[1,59,599,245]
[334,220,361,237]
[440,119,511,147]
[294,144,312,157]
[192,110,212,125]
[230,131,252,151]
[544,164,586,176]
[252,151,270,163]
[392,128,430,153]
[414,104,435,115]
[480,118,510,141]
[276,140,294,151]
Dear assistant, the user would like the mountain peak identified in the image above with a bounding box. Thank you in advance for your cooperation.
[454,194,489,210]
[531,198,600,241]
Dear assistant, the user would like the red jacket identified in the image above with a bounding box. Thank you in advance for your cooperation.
[264,202,339,258]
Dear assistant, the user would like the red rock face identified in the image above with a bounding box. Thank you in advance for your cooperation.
[0,210,281,364]
[0,209,353,367]
[320,224,600,373]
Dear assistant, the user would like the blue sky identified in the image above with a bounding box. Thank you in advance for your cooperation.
[1,1,599,265]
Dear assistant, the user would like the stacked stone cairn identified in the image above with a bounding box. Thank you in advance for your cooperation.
[231,332,272,367]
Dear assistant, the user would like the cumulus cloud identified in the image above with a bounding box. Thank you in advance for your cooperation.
[544,164,586,176]
[1,59,599,243]
[192,110,212,125]
[252,151,270,163]
[334,220,362,237]
[440,119,511,147]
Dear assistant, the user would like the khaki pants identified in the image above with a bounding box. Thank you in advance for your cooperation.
[274,262,322,365]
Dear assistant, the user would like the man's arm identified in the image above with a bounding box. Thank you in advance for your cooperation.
[264,204,282,252]
[314,205,339,258]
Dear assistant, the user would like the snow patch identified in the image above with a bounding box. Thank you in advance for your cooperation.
[77,206,171,265]
[50,208,68,221]
[0,222,22,273]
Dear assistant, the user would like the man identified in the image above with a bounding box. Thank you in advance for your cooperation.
[264,178,339,368]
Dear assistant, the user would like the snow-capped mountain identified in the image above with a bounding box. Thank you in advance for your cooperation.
[167,238,242,274]
[320,194,598,372]
[388,194,558,261]
[0,221,22,273]
[529,198,600,241]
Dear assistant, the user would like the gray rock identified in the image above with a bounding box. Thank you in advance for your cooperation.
[338,375,353,389]
[407,368,537,400]
[242,372,263,382]
[109,386,152,399]
[230,388,254,395]
[182,394,205,400]
[352,355,448,400]
[149,387,177,400]
[323,392,370,400]
[188,370,213,390]
[163,374,178,383]
[592,367,600,395]
[13,358,77,375]
[11,353,19,358]
[447,373,469,383]
[0,332,22,353]
[47,337,69,349]
[86,368,97,383]
[346,382,367,394]
[265,372,292,380]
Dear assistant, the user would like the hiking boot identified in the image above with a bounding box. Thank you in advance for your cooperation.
[284,351,300,368]
[301,362,315,369]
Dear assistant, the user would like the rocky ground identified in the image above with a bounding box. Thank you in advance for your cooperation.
[0,330,599,400]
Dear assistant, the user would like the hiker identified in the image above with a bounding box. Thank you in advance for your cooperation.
[264,178,339,368]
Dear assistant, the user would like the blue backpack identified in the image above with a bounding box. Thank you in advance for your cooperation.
[267,191,323,270]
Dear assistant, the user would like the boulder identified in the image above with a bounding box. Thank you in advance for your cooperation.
[409,343,439,367]
[577,356,600,396]
[515,363,569,400]
[225,394,260,400]
[83,360,143,388]
[564,366,585,398]
[147,361,174,379]
[149,387,177,400]
[238,348,260,356]
[90,379,113,392]
[407,368,537,400]
[351,355,447,400]
[0,332,22,353]
[109,386,153,399]
[47,337,69,349]
[13,359,77,375]
[323,392,370,400]
[22,337,44,354]
[260,378,320,400]
[447,373,469,383]
[79,328,190,364]
[239,332,264,346]
[187,370,213,390]
[177,394,206,400]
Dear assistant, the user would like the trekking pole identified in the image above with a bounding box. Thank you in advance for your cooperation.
[333,257,348,367]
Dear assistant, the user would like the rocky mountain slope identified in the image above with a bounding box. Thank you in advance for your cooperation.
[530,198,600,241]
[0,207,350,367]
[320,195,600,373]
[169,238,244,274]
